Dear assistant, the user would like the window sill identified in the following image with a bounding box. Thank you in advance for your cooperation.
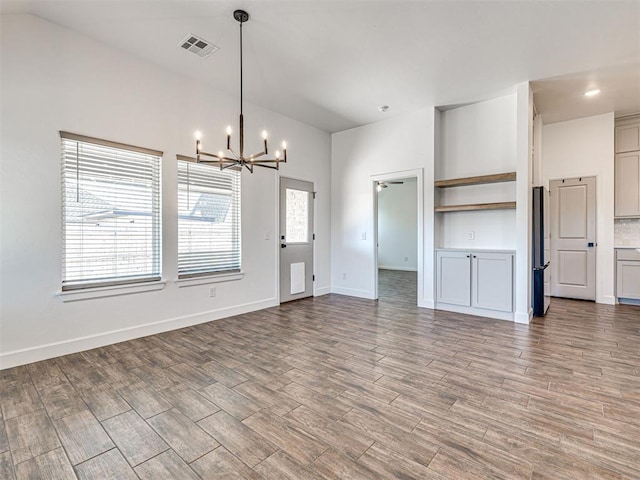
[175,271,244,287]
[58,280,166,302]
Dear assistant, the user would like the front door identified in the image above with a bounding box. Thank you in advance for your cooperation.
[550,177,596,300]
[280,177,314,303]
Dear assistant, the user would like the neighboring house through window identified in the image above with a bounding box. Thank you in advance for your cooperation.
[177,156,241,278]
[60,132,162,290]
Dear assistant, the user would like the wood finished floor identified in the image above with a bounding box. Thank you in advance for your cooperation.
[2,270,640,479]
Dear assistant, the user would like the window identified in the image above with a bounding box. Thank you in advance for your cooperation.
[285,188,310,243]
[61,132,162,290]
[177,156,241,278]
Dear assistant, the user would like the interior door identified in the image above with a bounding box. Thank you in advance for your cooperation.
[280,177,314,303]
[550,177,596,300]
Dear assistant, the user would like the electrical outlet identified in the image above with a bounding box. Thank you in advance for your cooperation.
[404,256,408,262]
[342,273,347,280]
[265,231,271,240]
[468,231,475,240]
[209,287,216,297]
[361,232,367,240]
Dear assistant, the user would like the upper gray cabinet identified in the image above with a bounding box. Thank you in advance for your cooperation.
[615,152,640,217]
[615,118,640,218]
[616,123,640,153]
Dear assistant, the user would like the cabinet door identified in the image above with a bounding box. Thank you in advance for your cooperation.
[471,252,513,312]
[617,261,640,299]
[615,152,640,217]
[436,251,471,306]
[615,124,640,153]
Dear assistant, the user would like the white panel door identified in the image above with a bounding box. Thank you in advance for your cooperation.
[280,177,314,303]
[472,252,513,312]
[436,250,471,306]
[550,177,596,300]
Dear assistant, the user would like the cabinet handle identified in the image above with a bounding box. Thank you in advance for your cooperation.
[466,255,470,258]
[473,255,477,258]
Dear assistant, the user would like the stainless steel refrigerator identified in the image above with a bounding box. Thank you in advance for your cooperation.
[532,186,551,316]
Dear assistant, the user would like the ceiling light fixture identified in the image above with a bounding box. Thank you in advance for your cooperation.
[195,10,287,172]
[378,105,390,113]
[584,89,600,97]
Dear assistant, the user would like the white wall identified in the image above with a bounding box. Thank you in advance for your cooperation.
[0,14,331,368]
[514,82,534,324]
[541,112,615,305]
[331,108,435,306]
[377,179,417,270]
[436,94,518,249]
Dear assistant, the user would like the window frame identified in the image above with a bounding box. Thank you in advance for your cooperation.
[59,131,163,293]
[176,155,242,282]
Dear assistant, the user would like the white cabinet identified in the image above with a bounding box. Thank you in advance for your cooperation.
[615,152,640,217]
[616,123,640,153]
[436,250,471,306]
[436,249,514,317]
[617,262,640,299]
[616,249,640,301]
[472,252,514,312]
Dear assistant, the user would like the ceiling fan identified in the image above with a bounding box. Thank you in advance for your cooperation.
[377,180,404,191]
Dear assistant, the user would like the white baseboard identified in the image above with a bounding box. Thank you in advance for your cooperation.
[513,309,533,324]
[0,297,278,370]
[314,286,332,297]
[597,295,616,306]
[331,286,375,300]
[378,266,418,272]
[419,299,435,309]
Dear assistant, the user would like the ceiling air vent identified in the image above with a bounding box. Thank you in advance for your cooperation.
[179,34,219,58]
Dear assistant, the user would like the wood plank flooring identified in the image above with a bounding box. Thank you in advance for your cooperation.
[2,273,640,478]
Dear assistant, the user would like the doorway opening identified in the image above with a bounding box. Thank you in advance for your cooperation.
[372,169,423,306]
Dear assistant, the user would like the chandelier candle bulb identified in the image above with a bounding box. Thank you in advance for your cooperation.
[262,130,268,153]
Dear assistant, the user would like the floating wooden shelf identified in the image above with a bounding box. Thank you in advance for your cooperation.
[435,201,517,212]
[435,172,516,188]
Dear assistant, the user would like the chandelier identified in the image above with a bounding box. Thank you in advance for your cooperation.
[195,10,287,172]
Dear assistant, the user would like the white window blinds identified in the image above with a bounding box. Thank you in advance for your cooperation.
[177,157,241,278]
[61,132,162,290]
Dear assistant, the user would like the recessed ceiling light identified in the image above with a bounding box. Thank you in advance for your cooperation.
[378,105,390,113]
[584,89,600,97]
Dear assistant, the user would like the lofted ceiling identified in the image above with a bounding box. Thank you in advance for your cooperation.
[1,0,639,132]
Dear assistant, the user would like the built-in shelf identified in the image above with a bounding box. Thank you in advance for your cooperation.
[435,171,517,212]
[435,172,516,188]
[435,201,516,212]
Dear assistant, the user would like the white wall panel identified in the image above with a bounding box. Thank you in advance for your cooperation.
[0,14,331,367]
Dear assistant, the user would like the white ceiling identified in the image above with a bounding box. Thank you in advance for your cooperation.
[2,0,639,131]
